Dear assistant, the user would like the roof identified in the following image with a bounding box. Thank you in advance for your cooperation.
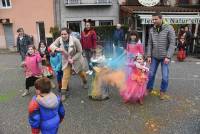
[120,5,200,15]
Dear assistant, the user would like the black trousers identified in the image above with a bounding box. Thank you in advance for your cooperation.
[25,76,39,90]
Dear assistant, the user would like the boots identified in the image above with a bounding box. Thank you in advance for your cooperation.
[61,90,66,101]
[61,90,70,101]
[82,80,88,89]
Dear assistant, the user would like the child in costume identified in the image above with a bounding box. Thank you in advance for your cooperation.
[88,46,110,100]
[38,41,50,65]
[126,31,142,61]
[177,36,186,61]
[50,50,63,91]
[120,53,149,104]
[28,77,65,134]
[38,42,53,79]
[21,45,42,97]
[126,31,143,79]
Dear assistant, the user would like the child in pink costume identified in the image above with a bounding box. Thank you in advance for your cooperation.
[120,54,149,104]
[21,45,42,97]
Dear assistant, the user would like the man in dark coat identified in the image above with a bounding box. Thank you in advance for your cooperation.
[16,28,32,61]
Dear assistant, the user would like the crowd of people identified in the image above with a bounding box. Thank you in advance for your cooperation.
[16,12,180,133]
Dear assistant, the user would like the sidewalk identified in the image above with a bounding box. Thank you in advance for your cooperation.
[171,55,200,62]
[0,48,17,54]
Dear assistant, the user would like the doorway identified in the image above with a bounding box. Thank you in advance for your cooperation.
[3,24,14,48]
[36,22,46,42]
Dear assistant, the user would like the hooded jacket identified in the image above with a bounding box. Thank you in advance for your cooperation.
[147,23,176,59]
[28,92,65,134]
[50,36,86,73]
[24,52,42,78]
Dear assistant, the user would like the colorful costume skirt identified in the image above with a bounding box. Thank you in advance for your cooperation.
[88,67,110,100]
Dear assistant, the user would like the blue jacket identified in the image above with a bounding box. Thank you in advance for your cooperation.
[113,29,124,42]
[28,92,65,134]
[50,52,62,72]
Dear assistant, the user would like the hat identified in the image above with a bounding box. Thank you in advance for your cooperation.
[83,19,92,23]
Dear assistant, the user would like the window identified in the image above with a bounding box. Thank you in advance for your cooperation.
[67,21,81,33]
[1,0,11,8]
[99,20,113,26]
[178,0,189,4]
[136,18,142,31]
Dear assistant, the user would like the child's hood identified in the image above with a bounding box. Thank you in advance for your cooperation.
[36,92,59,109]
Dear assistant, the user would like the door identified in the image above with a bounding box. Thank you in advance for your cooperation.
[3,24,14,48]
[36,22,46,42]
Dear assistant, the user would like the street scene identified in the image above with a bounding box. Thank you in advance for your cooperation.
[0,53,200,134]
[1,0,200,134]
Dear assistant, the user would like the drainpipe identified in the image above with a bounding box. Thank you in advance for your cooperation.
[193,12,199,52]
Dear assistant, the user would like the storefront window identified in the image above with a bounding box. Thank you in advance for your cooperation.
[137,19,142,31]
[99,20,113,26]
[178,0,189,4]
[67,21,81,33]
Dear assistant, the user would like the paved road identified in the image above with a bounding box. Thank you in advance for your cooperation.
[0,53,200,134]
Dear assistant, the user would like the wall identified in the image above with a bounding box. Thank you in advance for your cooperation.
[0,0,54,48]
[60,0,119,30]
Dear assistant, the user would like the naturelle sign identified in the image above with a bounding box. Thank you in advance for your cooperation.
[138,0,160,7]
[141,18,200,24]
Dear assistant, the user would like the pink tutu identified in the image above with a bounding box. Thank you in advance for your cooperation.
[120,67,148,103]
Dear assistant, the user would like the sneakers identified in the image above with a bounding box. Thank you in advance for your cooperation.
[86,70,90,74]
[61,91,66,101]
[61,94,66,101]
[88,70,93,75]
[86,70,93,75]
[22,90,30,97]
[60,90,70,101]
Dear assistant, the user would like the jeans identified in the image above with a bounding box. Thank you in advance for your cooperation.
[147,57,169,92]
[83,49,93,70]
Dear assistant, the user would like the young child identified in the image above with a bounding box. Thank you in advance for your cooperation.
[120,53,149,104]
[21,45,42,97]
[38,41,49,65]
[126,31,143,79]
[50,50,63,91]
[88,46,110,100]
[28,77,65,134]
[126,31,143,62]
[177,36,186,61]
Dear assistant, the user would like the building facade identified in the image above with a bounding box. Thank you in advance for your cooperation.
[56,0,120,33]
[120,0,200,46]
[0,0,55,49]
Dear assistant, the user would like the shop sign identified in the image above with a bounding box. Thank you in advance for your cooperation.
[138,0,160,7]
[141,17,200,24]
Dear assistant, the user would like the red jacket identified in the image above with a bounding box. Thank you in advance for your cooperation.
[81,29,97,49]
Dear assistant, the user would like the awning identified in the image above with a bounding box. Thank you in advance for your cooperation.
[138,14,200,24]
